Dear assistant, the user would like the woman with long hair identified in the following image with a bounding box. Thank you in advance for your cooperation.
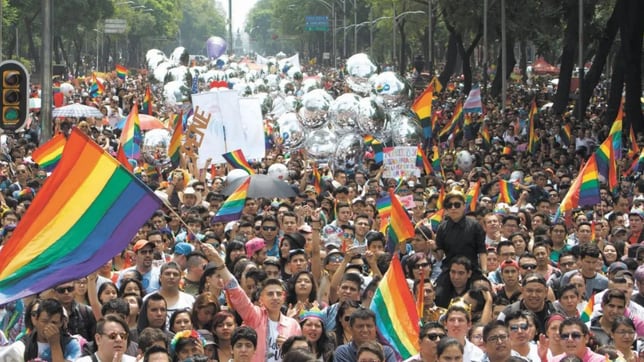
[610,316,638,362]
[118,278,145,298]
[300,309,335,362]
[211,310,237,362]
[190,292,220,331]
[332,301,360,346]
[286,271,318,310]
[169,308,193,334]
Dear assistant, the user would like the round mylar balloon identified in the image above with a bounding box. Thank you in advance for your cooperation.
[206,36,227,59]
[372,71,412,107]
[227,169,250,184]
[328,93,361,135]
[275,112,305,150]
[60,83,74,97]
[298,89,333,130]
[268,163,289,181]
[346,53,378,78]
[389,110,422,146]
[357,96,389,140]
[305,128,337,163]
[333,133,364,171]
[143,129,171,151]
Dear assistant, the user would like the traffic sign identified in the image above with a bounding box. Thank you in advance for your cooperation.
[305,16,329,32]
[105,18,127,34]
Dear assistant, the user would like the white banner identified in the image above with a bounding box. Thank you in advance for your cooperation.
[278,53,300,71]
[382,146,421,179]
[192,91,265,167]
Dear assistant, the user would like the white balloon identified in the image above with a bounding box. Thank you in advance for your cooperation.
[227,169,250,184]
[268,163,289,181]
[60,83,74,97]
[456,150,474,172]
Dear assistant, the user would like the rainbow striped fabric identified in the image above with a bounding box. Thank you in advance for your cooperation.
[119,103,143,160]
[497,180,516,204]
[481,124,491,149]
[387,189,414,243]
[415,144,431,175]
[466,181,481,212]
[89,73,104,97]
[312,165,322,194]
[32,134,66,172]
[211,177,250,223]
[115,65,127,80]
[438,101,463,140]
[411,85,433,121]
[580,294,595,322]
[0,129,161,304]
[168,111,183,167]
[527,99,538,153]
[427,209,444,231]
[559,123,572,147]
[222,149,255,175]
[141,85,153,115]
[370,254,420,359]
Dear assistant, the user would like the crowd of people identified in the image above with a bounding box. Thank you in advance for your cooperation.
[0,54,642,362]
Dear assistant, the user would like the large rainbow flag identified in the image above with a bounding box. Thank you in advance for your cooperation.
[0,129,161,303]
[555,154,601,221]
[31,133,66,172]
[411,85,433,122]
[370,254,420,359]
[438,101,463,141]
[387,189,414,243]
[115,64,127,80]
[119,103,143,160]
[211,177,250,223]
[168,111,183,168]
[222,149,255,175]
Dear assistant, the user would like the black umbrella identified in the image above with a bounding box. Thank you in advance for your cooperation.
[222,174,297,198]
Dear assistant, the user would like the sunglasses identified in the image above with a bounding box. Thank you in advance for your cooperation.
[328,255,344,263]
[425,333,446,341]
[520,263,537,270]
[103,331,128,340]
[55,286,75,294]
[413,262,430,270]
[560,332,583,340]
[195,187,205,192]
[445,202,462,209]
[262,226,277,231]
[509,323,529,332]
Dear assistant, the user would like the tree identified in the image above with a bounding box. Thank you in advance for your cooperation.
[179,0,226,56]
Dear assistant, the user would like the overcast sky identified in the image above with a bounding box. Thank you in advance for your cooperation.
[218,0,258,33]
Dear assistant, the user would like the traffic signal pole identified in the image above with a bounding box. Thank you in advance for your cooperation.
[41,0,53,141]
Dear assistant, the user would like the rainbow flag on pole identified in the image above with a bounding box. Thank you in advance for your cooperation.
[115,64,127,80]
[387,189,414,243]
[370,254,420,359]
[168,111,183,168]
[211,177,250,223]
[119,103,143,160]
[416,144,431,175]
[580,293,595,322]
[527,98,539,153]
[0,129,161,303]
[222,149,255,175]
[497,180,516,204]
[141,85,153,115]
[32,134,66,172]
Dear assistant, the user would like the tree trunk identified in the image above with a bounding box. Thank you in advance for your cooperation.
[574,0,622,120]
[460,32,483,94]
[553,0,578,116]
[24,16,39,70]
[490,35,515,98]
[398,20,408,75]
[604,45,625,125]
[439,30,458,89]
[621,0,643,134]
[519,39,528,84]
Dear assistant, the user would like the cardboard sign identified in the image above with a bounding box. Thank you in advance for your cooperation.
[382,146,421,179]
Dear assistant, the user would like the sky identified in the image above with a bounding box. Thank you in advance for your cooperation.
[218,0,258,33]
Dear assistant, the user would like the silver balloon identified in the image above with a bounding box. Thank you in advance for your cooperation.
[301,78,319,93]
[346,53,378,78]
[357,97,390,140]
[372,71,412,108]
[389,110,422,146]
[305,128,337,163]
[143,129,171,152]
[346,53,378,95]
[328,93,361,135]
[297,89,333,130]
[275,112,305,150]
[333,133,364,171]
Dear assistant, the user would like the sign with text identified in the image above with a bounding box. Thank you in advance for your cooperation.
[305,16,329,31]
[382,146,421,179]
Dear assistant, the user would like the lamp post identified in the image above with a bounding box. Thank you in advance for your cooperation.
[501,0,506,112]
[578,0,583,122]
[353,0,357,54]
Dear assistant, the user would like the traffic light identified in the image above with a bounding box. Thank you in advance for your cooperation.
[0,60,29,131]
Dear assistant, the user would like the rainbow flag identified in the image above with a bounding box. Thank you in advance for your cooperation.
[365,135,384,165]
[559,123,572,147]
[377,194,393,233]
[32,134,66,172]
[427,209,444,231]
[89,73,104,97]
[115,65,127,80]
[629,125,640,158]
[430,146,442,175]
[0,129,161,303]
[141,85,153,115]
[436,186,445,210]
[465,181,481,212]
[116,146,133,172]
[411,85,433,127]
[625,148,644,176]
[527,99,539,153]
[387,189,414,243]
[119,103,143,160]
[416,270,425,318]
[502,146,512,155]
[168,111,183,167]
[222,149,255,175]
[211,177,250,223]
[429,77,443,93]
[370,254,420,359]
[578,154,601,207]
[416,144,431,175]
[481,125,491,149]
[312,165,322,194]
[497,180,516,204]
[580,294,595,322]
[438,101,463,141]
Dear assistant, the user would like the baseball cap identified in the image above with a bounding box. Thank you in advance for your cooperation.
[324,234,342,249]
[500,259,520,271]
[298,224,313,234]
[174,242,194,256]
[304,185,317,194]
[245,237,266,257]
[133,239,155,253]
[607,261,627,274]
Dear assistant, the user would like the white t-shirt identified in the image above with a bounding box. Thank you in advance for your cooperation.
[267,319,281,362]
